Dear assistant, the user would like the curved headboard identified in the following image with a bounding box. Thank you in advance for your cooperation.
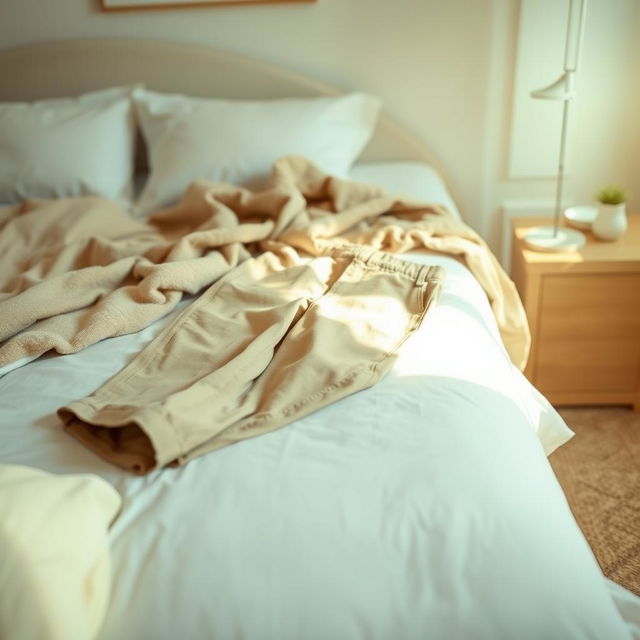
[0,38,437,168]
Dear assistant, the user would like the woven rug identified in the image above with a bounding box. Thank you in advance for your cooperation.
[550,407,640,596]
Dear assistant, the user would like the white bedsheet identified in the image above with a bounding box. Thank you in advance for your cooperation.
[1,247,638,639]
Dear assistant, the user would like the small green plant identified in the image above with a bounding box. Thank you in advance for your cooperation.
[595,185,626,205]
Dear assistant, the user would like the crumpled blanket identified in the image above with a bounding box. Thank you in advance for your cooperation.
[0,155,529,371]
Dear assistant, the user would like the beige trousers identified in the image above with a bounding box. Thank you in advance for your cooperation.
[59,247,444,474]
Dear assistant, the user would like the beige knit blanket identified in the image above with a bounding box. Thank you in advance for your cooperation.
[0,156,530,371]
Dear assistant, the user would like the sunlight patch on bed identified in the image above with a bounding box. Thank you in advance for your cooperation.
[319,294,411,351]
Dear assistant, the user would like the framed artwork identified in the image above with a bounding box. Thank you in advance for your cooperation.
[100,0,315,10]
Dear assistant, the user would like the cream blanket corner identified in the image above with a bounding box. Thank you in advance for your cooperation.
[0,156,530,371]
[0,464,121,640]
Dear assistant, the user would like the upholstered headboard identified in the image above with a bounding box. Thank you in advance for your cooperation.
[0,38,438,170]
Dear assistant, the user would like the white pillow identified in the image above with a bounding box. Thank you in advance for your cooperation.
[348,161,463,220]
[0,87,137,203]
[133,89,381,215]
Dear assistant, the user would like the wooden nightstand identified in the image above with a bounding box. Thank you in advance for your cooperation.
[510,215,640,412]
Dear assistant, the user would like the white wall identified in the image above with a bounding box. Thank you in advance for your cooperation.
[1,0,638,260]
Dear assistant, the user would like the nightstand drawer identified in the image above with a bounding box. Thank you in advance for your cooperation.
[536,339,640,393]
[535,273,640,393]
[538,273,640,340]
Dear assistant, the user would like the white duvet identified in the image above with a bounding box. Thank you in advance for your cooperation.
[0,164,638,639]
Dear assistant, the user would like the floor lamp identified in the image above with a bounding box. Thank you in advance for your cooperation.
[524,0,588,252]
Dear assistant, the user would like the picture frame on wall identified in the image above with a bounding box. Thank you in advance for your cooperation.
[100,0,315,11]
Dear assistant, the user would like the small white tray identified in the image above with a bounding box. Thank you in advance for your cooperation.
[564,205,598,230]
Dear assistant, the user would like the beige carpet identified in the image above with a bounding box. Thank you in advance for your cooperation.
[550,406,640,596]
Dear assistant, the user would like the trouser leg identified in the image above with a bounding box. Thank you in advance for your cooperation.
[60,249,443,474]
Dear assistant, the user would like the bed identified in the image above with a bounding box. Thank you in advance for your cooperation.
[1,39,639,640]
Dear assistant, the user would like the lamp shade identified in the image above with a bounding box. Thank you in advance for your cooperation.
[531,72,574,101]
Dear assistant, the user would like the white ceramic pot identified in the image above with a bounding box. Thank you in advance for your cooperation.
[592,203,627,240]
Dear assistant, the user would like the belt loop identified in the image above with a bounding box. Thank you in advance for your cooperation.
[417,264,437,287]
[360,246,378,265]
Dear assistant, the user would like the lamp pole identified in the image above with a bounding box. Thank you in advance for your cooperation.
[553,75,572,238]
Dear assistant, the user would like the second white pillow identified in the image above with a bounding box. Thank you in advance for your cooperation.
[133,89,381,215]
